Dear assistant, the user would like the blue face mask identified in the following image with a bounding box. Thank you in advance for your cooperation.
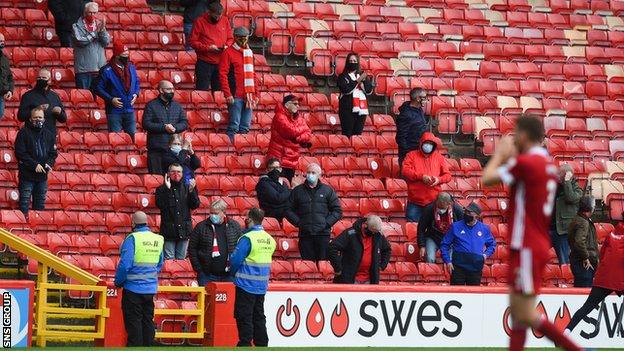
[210,214,222,225]
[422,143,434,154]
[306,173,318,184]
[170,145,182,154]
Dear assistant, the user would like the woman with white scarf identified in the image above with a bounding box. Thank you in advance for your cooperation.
[337,53,373,137]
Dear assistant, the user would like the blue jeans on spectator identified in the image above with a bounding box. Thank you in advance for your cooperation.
[406,201,425,222]
[164,239,189,260]
[550,230,570,264]
[571,261,595,288]
[107,112,136,140]
[0,97,4,120]
[75,72,96,90]
[197,271,233,286]
[424,237,439,263]
[18,179,48,215]
[184,22,193,51]
[227,98,252,141]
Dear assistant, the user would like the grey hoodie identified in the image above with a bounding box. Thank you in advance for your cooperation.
[71,17,110,74]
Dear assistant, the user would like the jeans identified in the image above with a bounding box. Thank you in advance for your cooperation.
[121,289,155,347]
[183,22,193,51]
[227,98,252,140]
[0,97,4,120]
[234,287,268,347]
[163,240,189,260]
[197,271,233,286]
[18,179,48,215]
[406,201,425,222]
[195,60,221,92]
[107,112,136,139]
[571,261,595,288]
[75,72,96,90]
[424,238,439,263]
[550,230,570,264]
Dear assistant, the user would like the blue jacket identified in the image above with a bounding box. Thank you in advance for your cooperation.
[94,62,140,114]
[230,225,273,295]
[441,220,496,272]
[395,101,429,160]
[114,225,164,294]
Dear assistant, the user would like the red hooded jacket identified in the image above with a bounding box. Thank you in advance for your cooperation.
[402,132,452,206]
[592,223,624,292]
[266,104,311,169]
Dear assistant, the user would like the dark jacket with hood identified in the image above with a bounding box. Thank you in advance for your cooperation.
[155,181,200,241]
[568,214,599,268]
[17,87,67,136]
[0,49,14,96]
[188,217,242,276]
[395,101,429,162]
[142,97,188,152]
[285,180,343,237]
[15,122,58,182]
[328,218,391,284]
[180,0,210,24]
[256,173,291,221]
[417,201,464,247]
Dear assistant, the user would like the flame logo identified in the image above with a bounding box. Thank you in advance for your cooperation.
[531,302,547,338]
[553,302,572,332]
[503,301,572,338]
[276,298,300,337]
[306,299,325,337]
[503,307,513,336]
[330,299,349,337]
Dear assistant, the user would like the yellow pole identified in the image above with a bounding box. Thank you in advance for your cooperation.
[35,262,48,347]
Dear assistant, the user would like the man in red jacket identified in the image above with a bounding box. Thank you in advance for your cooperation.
[401,132,451,222]
[189,1,233,92]
[219,26,258,143]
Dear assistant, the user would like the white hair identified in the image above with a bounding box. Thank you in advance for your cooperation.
[85,2,99,12]
[210,199,228,212]
[366,215,383,232]
[307,162,322,174]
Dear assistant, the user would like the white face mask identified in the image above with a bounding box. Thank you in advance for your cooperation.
[438,208,448,214]
[170,145,182,154]
[422,143,434,154]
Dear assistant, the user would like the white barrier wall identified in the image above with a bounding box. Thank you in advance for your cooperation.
[264,286,623,348]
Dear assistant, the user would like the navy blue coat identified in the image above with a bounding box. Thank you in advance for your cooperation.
[395,102,429,160]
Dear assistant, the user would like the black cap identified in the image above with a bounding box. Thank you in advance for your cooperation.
[465,202,482,216]
[283,94,301,105]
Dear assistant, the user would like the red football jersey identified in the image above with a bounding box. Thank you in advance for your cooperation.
[498,147,559,253]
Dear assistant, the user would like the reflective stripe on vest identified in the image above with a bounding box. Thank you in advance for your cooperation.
[127,231,163,281]
[234,230,275,283]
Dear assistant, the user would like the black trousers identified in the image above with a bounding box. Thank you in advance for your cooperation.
[56,27,72,47]
[195,60,221,92]
[147,150,165,175]
[234,287,268,347]
[566,286,615,331]
[450,266,482,286]
[339,112,366,137]
[122,289,156,347]
[299,235,330,262]
[281,168,295,183]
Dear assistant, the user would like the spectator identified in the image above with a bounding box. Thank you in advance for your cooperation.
[94,40,140,139]
[219,26,258,143]
[285,163,343,261]
[229,208,276,347]
[256,158,290,222]
[17,68,67,136]
[188,199,243,285]
[327,215,391,284]
[14,107,57,216]
[0,33,14,120]
[337,53,373,137]
[180,0,210,51]
[396,87,430,166]
[155,164,200,260]
[568,196,598,288]
[71,2,110,90]
[266,95,312,182]
[142,80,188,175]
[441,202,496,286]
[416,192,463,263]
[48,0,88,47]
[190,1,232,91]
[551,164,582,265]
[162,134,201,184]
[402,132,451,222]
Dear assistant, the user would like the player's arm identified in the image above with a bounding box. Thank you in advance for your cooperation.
[482,136,517,187]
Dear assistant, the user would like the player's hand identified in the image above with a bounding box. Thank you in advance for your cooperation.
[189,178,196,192]
[164,174,171,189]
[35,164,45,173]
[165,124,176,133]
[209,44,219,52]
[52,106,62,115]
[429,177,439,187]
[419,247,426,260]
[494,135,516,163]
[422,175,432,184]
[226,96,235,105]
[111,97,123,108]
[39,103,50,111]
[445,263,454,272]
[3,91,12,100]
[583,259,594,270]
[564,171,573,182]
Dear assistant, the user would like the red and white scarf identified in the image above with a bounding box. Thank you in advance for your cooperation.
[232,42,256,108]
[434,206,453,234]
[349,72,369,116]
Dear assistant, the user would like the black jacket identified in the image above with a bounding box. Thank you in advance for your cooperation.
[0,50,13,95]
[48,0,88,32]
[180,0,211,24]
[328,218,391,284]
[285,180,342,237]
[337,71,373,119]
[188,218,242,275]
[395,101,429,160]
[162,149,201,178]
[256,175,290,221]
[155,182,200,241]
[15,123,58,182]
[17,88,67,136]
[417,202,464,247]
[142,98,188,152]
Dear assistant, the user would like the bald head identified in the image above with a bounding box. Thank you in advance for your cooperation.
[38,68,51,80]
[132,211,148,228]
[158,80,173,89]
[307,163,322,174]
[158,80,175,102]
[366,215,383,233]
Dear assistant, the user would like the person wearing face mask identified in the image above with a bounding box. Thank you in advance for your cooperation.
[14,107,58,216]
[440,202,496,286]
[155,164,200,260]
[71,2,110,89]
[337,52,373,137]
[180,0,210,51]
[568,196,599,288]
[161,134,201,185]
[401,132,451,222]
[266,95,312,183]
[416,192,464,263]
[256,158,291,222]
[219,26,258,143]
[327,215,391,284]
[17,68,67,136]
[396,87,431,167]
[94,40,140,139]
[0,33,14,120]
[48,0,89,47]
[190,1,233,91]
[285,163,343,261]
[142,80,189,174]
[188,199,243,285]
